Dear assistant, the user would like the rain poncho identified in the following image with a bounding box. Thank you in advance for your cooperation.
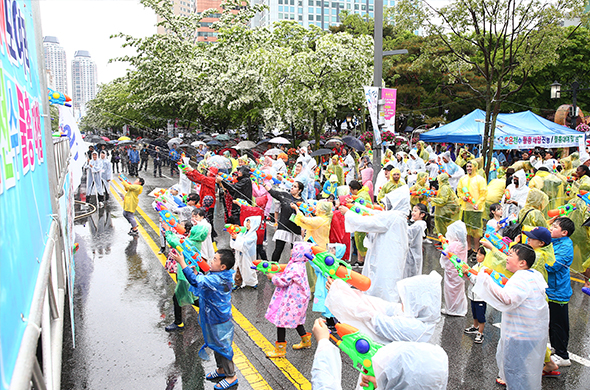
[311,339,448,390]
[324,156,344,186]
[197,218,215,262]
[416,141,430,162]
[409,172,429,207]
[539,171,566,216]
[518,189,549,229]
[343,153,356,184]
[378,169,406,203]
[567,178,590,271]
[382,149,395,167]
[404,220,426,278]
[483,178,506,217]
[501,170,529,219]
[99,154,112,183]
[182,267,235,360]
[406,150,425,174]
[441,151,464,190]
[353,186,372,257]
[360,167,374,200]
[392,152,408,176]
[310,243,346,317]
[85,155,105,197]
[178,155,192,194]
[265,242,311,328]
[473,269,549,390]
[440,221,468,316]
[345,186,410,303]
[325,271,442,344]
[431,173,460,236]
[457,160,487,236]
[230,216,261,288]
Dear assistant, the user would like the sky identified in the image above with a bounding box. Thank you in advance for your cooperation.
[39,0,157,87]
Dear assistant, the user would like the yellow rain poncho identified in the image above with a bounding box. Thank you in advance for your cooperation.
[567,178,590,271]
[431,173,460,236]
[324,156,344,186]
[378,168,406,203]
[457,160,487,236]
[354,186,372,257]
[530,170,565,216]
[382,149,394,167]
[484,178,506,217]
[410,172,430,207]
[416,141,429,162]
[456,149,474,169]
[518,189,549,229]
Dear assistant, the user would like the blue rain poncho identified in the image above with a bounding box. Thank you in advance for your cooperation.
[182,267,235,360]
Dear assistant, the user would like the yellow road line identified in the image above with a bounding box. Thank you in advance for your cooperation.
[110,182,312,390]
[109,185,273,390]
[571,277,586,284]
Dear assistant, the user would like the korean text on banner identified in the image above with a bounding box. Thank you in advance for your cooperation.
[364,86,381,145]
[0,1,54,388]
[59,105,86,191]
[381,88,396,134]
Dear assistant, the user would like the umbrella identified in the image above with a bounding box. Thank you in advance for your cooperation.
[101,136,110,142]
[107,140,118,145]
[207,140,223,146]
[310,148,333,157]
[264,148,282,156]
[191,140,206,147]
[207,155,232,169]
[84,134,103,143]
[325,138,343,148]
[118,140,135,145]
[299,140,310,148]
[216,134,231,141]
[150,138,167,148]
[167,137,183,148]
[95,139,107,146]
[269,136,290,145]
[342,136,364,152]
[256,138,271,147]
[140,138,153,144]
[118,136,131,141]
[235,140,256,150]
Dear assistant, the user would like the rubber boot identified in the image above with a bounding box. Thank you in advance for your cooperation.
[266,341,287,358]
[292,333,312,350]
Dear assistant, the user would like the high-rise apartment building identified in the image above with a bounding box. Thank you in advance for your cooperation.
[71,50,97,115]
[43,36,68,95]
[156,0,224,42]
[251,0,393,30]
[157,0,197,34]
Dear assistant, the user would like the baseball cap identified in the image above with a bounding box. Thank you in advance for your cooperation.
[523,227,551,246]
[579,153,590,165]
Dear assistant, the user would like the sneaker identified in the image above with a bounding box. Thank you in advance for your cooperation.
[158,247,166,255]
[165,322,184,332]
[464,326,479,334]
[552,355,571,367]
[474,332,484,344]
[129,229,139,236]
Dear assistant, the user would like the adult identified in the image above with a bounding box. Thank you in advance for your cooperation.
[377,168,405,203]
[342,148,356,184]
[111,147,121,174]
[440,151,464,190]
[359,158,374,200]
[153,146,163,177]
[340,186,410,303]
[392,152,408,177]
[457,161,487,255]
[406,150,425,187]
[374,164,393,199]
[518,188,549,229]
[128,145,140,176]
[178,153,192,195]
[216,166,252,225]
[409,172,430,208]
[99,151,112,201]
[264,181,305,262]
[501,169,529,220]
[431,173,461,236]
[415,140,429,162]
[139,145,149,172]
[85,151,106,207]
[169,144,180,177]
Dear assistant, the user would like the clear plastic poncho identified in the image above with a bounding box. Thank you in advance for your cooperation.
[568,179,590,271]
[229,215,260,288]
[431,173,460,236]
[440,221,468,316]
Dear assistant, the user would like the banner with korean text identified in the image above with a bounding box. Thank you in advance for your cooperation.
[0,1,53,388]
[494,133,585,150]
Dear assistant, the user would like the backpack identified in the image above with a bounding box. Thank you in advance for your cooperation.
[503,208,533,240]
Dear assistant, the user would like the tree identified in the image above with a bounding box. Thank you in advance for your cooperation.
[417,0,586,176]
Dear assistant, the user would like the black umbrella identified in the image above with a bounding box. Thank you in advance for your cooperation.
[84,134,103,143]
[150,138,167,148]
[95,139,108,146]
[207,140,223,146]
[310,148,332,157]
[342,136,364,152]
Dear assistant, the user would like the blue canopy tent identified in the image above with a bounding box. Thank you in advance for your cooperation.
[420,109,584,149]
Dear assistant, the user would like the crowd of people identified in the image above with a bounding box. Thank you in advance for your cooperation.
[111,137,590,390]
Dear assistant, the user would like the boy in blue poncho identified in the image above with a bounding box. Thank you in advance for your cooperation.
[171,249,238,390]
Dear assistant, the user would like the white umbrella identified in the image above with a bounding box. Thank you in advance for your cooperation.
[191,140,206,147]
[167,137,183,148]
[235,140,256,150]
[207,155,232,169]
[269,136,290,145]
[299,140,310,148]
[265,148,282,156]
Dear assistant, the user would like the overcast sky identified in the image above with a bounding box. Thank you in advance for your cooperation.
[39,0,157,87]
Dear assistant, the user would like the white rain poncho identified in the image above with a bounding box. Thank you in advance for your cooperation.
[99,153,112,182]
[374,166,390,198]
[85,154,105,196]
[344,153,356,184]
[197,218,215,263]
[178,155,192,194]
[404,220,426,278]
[473,268,549,390]
[440,221,468,316]
[311,339,448,390]
[393,152,408,176]
[406,150,425,187]
[229,215,261,288]
[501,169,529,219]
[325,271,442,345]
[441,151,464,190]
[345,186,410,303]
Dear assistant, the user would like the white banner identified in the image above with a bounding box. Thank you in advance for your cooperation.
[59,106,87,191]
[364,86,381,145]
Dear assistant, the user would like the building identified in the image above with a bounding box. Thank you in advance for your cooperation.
[251,0,393,30]
[156,0,228,42]
[71,50,97,115]
[42,36,68,94]
[157,0,197,34]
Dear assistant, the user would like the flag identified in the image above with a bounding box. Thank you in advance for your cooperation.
[59,106,87,191]
[364,86,381,145]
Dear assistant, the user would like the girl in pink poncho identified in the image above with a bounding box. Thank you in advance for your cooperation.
[265,242,312,358]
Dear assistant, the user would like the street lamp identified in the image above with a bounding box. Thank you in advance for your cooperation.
[550,80,590,129]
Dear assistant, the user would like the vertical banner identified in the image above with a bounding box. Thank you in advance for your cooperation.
[364,86,381,145]
[0,1,54,388]
[381,88,397,134]
[59,105,86,191]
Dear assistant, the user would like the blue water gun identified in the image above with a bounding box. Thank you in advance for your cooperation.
[48,88,72,107]
[172,195,186,208]
[251,168,281,185]
[118,174,131,184]
[497,214,517,230]
[483,232,510,255]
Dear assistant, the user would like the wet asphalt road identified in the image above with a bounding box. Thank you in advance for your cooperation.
[61,160,590,389]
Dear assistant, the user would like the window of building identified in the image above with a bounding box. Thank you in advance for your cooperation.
[369,0,373,3]
[298,0,303,5]
[331,8,337,14]
[369,11,373,17]
[324,15,329,20]
[368,5,373,10]
[279,5,283,11]
[298,7,303,13]
[298,14,303,20]
[290,13,295,19]
[309,14,314,19]
[316,21,321,27]
[316,1,321,5]
[331,16,337,21]
[279,12,283,18]
[324,1,329,6]
[354,4,358,9]
[291,6,295,12]
[309,0,313,4]
[279,0,283,3]
[309,6,314,13]
[316,7,321,13]
[361,4,366,10]
[316,14,322,20]
[291,0,294,5]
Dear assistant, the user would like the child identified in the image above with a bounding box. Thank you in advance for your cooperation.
[486,203,502,234]
[404,203,428,278]
[440,221,468,316]
[464,246,487,344]
[122,177,144,236]
[229,216,261,289]
[547,217,575,367]
[265,242,312,358]
[328,198,351,262]
[473,243,548,389]
[171,249,238,390]
[236,198,267,261]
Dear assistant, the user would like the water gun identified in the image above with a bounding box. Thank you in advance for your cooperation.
[220,172,237,184]
[503,189,511,201]
[582,286,590,296]
[278,173,295,185]
[484,232,510,255]
[154,188,167,199]
[296,201,316,214]
[497,214,517,230]
[410,188,438,197]
[438,164,446,175]
[332,323,382,390]
[525,172,533,182]
[234,198,252,207]
[48,87,72,107]
[166,233,210,273]
[461,186,474,204]
[345,202,378,216]
[577,190,590,205]
[177,160,189,171]
[224,224,247,235]
[304,246,371,291]
[157,203,186,235]
[172,195,187,208]
[251,260,287,274]
[118,174,131,184]
[467,267,508,288]
[441,250,474,278]
[251,168,281,185]
[565,183,572,197]
[565,176,577,182]
[547,204,576,218]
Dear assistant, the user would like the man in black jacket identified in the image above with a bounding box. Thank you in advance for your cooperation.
[216,166,253,224]
[139,146,149,172]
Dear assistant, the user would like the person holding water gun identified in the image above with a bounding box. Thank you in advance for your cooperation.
[457,161,488,260]
[439,221,468,317]
[229,216,261,290]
